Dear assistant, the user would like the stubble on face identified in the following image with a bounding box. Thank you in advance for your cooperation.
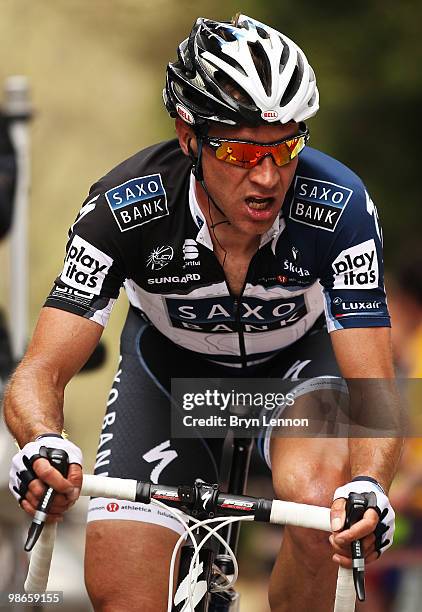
[196,123,300,243]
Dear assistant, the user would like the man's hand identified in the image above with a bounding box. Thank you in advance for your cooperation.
[330,498,379,567]
[329,478,395,568]
[10,436,83,522]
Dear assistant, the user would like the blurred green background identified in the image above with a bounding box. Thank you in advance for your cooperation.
[0,0,420,472]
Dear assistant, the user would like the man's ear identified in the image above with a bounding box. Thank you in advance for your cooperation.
[175,118,197,157]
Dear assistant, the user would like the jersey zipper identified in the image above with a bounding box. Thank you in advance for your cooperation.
[233,289,247,369]
[216,250,258,370]
[232,257,256,370]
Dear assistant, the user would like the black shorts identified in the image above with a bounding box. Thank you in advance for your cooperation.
[87,307,343,533]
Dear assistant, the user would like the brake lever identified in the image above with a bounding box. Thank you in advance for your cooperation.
[24,447,69,552]
[344,492,369,602]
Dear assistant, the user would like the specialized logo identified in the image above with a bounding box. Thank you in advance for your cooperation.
[165,295,307,333]
[201,490,213,510]
[105,173,169,231]
[290,176,353,231]
[174,562,207,609]
[332,239,379,289]
[282,359,312,380]
[70,194,99,234]
[147,273,200,285]
[331,297,383,318]
[183,239,200,267]
[142,440,178,484]
[60,235,113,295]
[146,245,174,270]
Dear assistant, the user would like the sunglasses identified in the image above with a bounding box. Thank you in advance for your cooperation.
[201,124,309,169]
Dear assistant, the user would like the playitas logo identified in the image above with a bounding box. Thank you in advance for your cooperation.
[60,235,113,295]
[332,239,378,289]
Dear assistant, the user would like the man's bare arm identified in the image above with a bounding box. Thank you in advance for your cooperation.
[3,306,103,447]
[328,327,404,566]
[330,326,403,491]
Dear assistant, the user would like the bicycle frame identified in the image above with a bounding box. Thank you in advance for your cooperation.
[173,436,253,611]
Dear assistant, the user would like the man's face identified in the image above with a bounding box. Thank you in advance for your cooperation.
[197,122,301,237]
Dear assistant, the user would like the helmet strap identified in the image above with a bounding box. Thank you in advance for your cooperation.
[199,177,229,226]
[187,137,204,181]
[188,134,231,229]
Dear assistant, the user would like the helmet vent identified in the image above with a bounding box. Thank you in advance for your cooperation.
[256,26,270,40]
[247,41,272,96]
[177,39,189,65]
[173,81,215,117]
[308,92,317,107]
[190,72,205,88]
[209,52,248,77]
[279,38,290,73]
[280,54,304,107]
[216,26,238,42]
[214,71,256,108]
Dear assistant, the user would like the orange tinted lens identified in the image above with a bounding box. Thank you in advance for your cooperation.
[215,136,306,168]
[272,136,305,166]
[215,142,255,167]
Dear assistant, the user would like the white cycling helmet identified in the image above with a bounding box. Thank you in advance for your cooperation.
[164,14,319,127]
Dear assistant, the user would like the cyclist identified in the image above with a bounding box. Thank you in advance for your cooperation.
[5,15,402,612]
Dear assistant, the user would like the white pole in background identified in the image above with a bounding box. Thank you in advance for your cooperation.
[2,76,32,362]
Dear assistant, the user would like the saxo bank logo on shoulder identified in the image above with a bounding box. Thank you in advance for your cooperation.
[105,173,169,232]
[290,176,353,231]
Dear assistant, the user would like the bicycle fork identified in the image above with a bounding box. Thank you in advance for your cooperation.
[173,526,217,611]
[173,528,240,612]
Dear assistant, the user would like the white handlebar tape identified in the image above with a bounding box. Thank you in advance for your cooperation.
[334,566,356,612]
[81,474,138,500]
[23,476,137,593]
[24,523,57,593]
[270,500,355,611]
[270,500,331,531]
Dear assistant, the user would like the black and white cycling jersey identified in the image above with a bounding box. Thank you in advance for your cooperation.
[45,139,389,367]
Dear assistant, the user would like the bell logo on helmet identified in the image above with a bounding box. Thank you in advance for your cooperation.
[261,110,279,122]
[176,103,195,125]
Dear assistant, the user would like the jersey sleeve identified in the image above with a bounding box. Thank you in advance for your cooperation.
[44,181,128,327]
[318,186,391,332]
